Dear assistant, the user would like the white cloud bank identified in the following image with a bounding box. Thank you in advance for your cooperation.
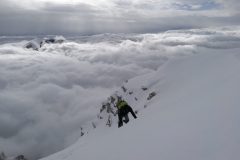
[0,26,240,159]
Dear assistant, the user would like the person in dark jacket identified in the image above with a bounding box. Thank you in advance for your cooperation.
[116,98,137,128]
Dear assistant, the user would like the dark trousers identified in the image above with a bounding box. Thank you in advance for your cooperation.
[118,106,137,128]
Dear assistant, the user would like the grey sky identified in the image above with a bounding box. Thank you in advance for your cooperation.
[0,0,239,35]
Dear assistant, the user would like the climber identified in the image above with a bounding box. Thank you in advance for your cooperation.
[116,97,137,128]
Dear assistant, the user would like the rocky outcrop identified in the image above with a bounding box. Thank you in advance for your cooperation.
[24,41,40,51]
[24,36,65,51]
[147,92,156,100]
[15,155,27,160]
[0,152,27,160]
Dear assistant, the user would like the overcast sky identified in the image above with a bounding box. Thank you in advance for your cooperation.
[0,0,240,35]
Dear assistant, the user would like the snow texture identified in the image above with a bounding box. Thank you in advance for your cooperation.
[41,48,240,160]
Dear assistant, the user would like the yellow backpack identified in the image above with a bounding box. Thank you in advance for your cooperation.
[117,100,128,109]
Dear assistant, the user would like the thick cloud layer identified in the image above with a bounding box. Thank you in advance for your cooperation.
[0,0,240,35]
[0,26,240,159]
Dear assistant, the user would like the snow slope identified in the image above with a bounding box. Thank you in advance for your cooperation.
[41,51,240,160]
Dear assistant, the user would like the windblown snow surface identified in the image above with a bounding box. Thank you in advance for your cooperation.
[1,27,240,160]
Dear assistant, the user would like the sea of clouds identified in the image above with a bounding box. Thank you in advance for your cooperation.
[0,26,240,160]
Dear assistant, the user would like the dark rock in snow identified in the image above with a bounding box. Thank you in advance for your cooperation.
[24,36,65,51]
[106,115,112,127]
[110,96,116,103]
[15,155,27,160]
[0,153,27,160]
[128,91,133,95]
[24,41,40,51]
[80,127,84,136]
[147,92,156,100]
[43,37,65,45]
[100,103,106,113]
[134,110,138,114]
[44,38,55,44]
[92,122,96,129]
[141,86,148,91]
[121,86,127,92]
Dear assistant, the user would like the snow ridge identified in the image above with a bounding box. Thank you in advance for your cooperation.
[41,51,240,160]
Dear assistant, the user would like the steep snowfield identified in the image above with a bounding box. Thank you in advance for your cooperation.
[41,51,240,160]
